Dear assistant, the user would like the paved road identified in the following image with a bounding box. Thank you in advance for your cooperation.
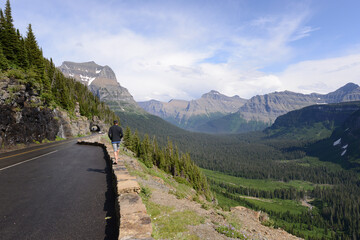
[0,139,117,240]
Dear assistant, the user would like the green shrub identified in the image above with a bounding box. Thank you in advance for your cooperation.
[42,138,50,143]
[55,136,65,141]
[7,69,25,79]
[216,224,248,239]
[140,186,152,201]
[174,176,191,186]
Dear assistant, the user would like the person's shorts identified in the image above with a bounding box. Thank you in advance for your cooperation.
[112,142,120,152]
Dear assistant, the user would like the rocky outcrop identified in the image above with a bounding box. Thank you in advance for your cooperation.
[0,76,94,149]
[53,107,90,139]
[59,61,143,113]
[0,104,59,148]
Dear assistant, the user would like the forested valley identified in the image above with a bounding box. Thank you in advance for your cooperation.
[119,104,360,240]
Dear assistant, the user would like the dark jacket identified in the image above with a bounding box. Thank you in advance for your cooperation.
[108,125,123,143]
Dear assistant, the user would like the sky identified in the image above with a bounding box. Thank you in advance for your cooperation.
[8,0,360,101]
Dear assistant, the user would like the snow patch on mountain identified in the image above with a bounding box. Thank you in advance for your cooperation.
[333,138,341,146]
[341,149,347,156]
[80,74,96,85]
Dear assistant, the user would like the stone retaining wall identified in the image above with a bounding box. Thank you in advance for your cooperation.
[77,135,153,240]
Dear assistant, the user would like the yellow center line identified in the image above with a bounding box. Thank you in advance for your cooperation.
[0,140,74,160]
[0,150,58,171]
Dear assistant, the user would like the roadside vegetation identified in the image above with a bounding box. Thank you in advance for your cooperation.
[122,127,213,200]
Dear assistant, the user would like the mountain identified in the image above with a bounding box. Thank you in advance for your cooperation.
[138,90,247,131]
[59,61,143,113]
[230,83,360,126]
[143,83,360,134]
[325,82,360,103]
[265,101,360,141]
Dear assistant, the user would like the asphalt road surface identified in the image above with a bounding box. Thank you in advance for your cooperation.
[0,139,117,240]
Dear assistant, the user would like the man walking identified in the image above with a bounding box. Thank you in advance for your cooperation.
[108,120,123,164]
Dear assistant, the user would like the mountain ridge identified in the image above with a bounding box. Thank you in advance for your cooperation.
[138,90,247,131]
[139,83,360,133]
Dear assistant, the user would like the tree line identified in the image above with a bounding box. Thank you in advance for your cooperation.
[209,179,305,200]
[122,127,213,200]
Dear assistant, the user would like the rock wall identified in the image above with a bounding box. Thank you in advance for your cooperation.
[0,76,96,149]
[0,105,59,148]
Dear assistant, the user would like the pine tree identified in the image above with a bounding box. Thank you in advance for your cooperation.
[16,29,29,69]
[0,10,5,41]
[123,127,132,148]
[25,24,44,82]
[0,41,9,70]
[2,0,18,63]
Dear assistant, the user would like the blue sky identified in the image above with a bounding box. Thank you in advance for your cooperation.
[8,0,360,101]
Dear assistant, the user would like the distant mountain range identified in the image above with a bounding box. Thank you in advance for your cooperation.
[138,90,247,131]
[139,83,360,133]
[58,61,143,113]
[58,61,360,135]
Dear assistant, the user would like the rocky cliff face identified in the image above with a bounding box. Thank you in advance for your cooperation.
[237,91,323,123]
[0,76,92,149]
[59,61,142,113]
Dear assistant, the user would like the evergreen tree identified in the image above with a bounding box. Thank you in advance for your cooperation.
[0,41,9,70]
[2,0,18,63]
[0,10,5,42]
[16,29,29,69]
[25,24,44,82]
[123,127,132,148]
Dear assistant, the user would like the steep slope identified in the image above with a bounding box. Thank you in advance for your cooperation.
[265,101,360,140]
[59,61,143,113]
[196,112,270,133]
[138,90,247,131]
[307,107,360,171]
[123,149,301,240]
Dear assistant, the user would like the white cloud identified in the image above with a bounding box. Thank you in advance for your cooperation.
[13,0,337,102]
[290,26,320,41]
[278,54,360,94]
